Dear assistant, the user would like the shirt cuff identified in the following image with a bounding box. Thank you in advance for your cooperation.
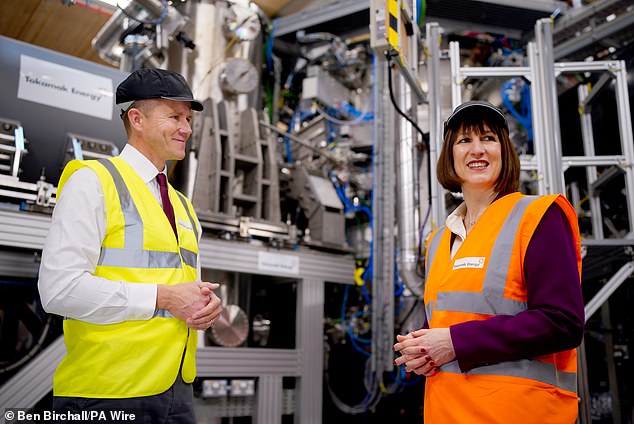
[126,283,158,320]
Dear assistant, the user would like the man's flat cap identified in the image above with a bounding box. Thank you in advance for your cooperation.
[116,68,203,111]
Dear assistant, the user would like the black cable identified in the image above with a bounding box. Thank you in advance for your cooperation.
[398,297,421,331]
[385,51,429,151]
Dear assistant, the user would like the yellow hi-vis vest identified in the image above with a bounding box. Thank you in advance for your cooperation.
[423,192,582,424]
[53,157,200,398]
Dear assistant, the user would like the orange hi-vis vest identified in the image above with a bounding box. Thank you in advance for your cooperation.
[53,157,200,398]
[423,192,582,424]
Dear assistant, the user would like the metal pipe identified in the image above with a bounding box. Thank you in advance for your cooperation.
[577,340,592,424]
[392,55,426,104]
[91,9,127,66]
[527,42,547,195]
[577,84,604,239]
[534,18,565,195]
[395,67,423,297]
[428,24,445,228]
[584,261,634,321]
[613,60,634,235]
[372,55,396,374]
[259,121,344,165]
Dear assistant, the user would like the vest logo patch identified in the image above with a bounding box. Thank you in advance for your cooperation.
[453,256,486,270]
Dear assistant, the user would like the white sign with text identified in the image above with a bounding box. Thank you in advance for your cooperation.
[257,251,300,275]
[17,55,114,120]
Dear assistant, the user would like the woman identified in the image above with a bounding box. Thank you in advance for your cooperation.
[393,101,585,423]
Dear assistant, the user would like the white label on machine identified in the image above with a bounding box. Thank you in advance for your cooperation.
[17,55,114,120]
[258,251,300,275]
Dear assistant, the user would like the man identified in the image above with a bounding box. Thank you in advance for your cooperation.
[38,68,222,423]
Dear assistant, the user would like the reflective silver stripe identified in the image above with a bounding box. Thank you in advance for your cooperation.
[153,309,176,318]
[180,247,197,269]
[425,299,434,322]
[430,196,578,393]
[424,229,444,323]
[435,196,537,315]
[95,158,184,269]
[98,159,143,251]
[440,359,577,393]
[176,192,199,242]
[425,228,444,281]
[98,247,182,268]
[175,192,198,269]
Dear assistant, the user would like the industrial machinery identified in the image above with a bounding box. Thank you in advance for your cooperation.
[0,0,633,422]
[0,117,56,211]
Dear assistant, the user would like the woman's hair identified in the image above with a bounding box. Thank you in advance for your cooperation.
[436,110,520,193]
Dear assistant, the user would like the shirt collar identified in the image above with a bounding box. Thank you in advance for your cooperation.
[119,144,167,183]
[446,201,467,240]
[444,191,517,240]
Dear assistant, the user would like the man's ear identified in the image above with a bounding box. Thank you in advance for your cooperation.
[127,108,144,130]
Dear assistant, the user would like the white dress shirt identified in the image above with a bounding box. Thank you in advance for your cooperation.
[38,145,200,324]
[445,202,468,259]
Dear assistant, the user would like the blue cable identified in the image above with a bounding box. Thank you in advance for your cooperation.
[500,79,533,142]
[416,0,422,25]
[285,111,295,162]
[349,311,371,344]
[331,173,373,305]
[349,333,371,357]
[341,284,350,324]
[284,103,318,163]
[337,102,374,122]
[266,19,278,70]
[341,285,372,356]
[395,367,423,386]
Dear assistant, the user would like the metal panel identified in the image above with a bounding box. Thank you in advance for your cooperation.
[196,347,301,376]
[255,375,283,424]
[0,210,355,283]
[274,0,370,36]
[0,36,126,185]
[0,210,50,250]
[553,0,634,60]
[473,0,565,11]
[274,0,564,39]
[0,248,39,278]
[554,9,634,60]
[198,239,354,283]
[425,0,565,32]
[0,336,64,411]
[296,279,324,424]
[0,209,351,422]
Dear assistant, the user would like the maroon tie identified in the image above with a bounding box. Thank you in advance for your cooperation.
[156,173,177,237]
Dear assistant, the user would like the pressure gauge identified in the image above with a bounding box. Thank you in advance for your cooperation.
[223,7,261,41]
[219,58,259,95]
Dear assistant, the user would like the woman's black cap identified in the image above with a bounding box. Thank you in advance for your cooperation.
[443,100,508,136]
[116,68,203,111]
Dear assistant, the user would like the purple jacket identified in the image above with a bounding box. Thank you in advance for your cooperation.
[446,196,585,371]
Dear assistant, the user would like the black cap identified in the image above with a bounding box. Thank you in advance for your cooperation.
[443,100,508,136]
[116,68,203,111]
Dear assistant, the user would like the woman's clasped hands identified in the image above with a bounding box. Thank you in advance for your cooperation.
[393,328,456,377]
